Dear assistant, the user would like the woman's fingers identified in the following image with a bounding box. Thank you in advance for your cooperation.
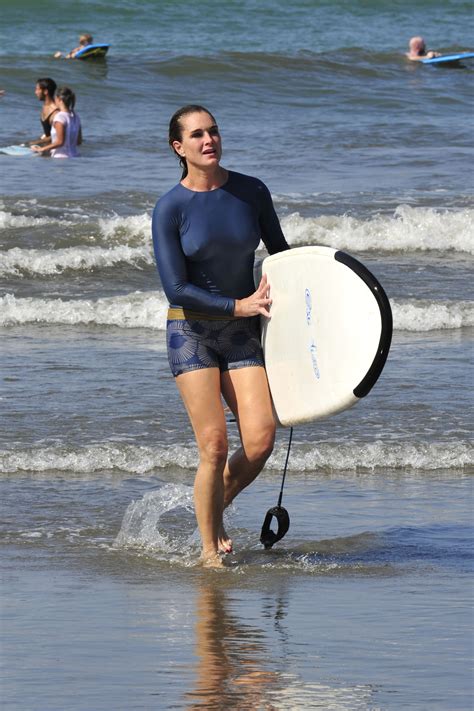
[257,273,269,295]
[234,275,272,317]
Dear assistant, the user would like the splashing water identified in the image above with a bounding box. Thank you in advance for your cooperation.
[114,483,199,555]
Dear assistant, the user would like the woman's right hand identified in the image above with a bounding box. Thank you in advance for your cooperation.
[234,274,272,318]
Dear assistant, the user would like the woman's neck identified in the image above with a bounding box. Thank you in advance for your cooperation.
[181,167,228,192]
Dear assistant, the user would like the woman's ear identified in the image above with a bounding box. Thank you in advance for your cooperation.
[172,140,185,157]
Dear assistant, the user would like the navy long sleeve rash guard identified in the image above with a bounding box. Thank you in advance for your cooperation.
[152,171,290,316]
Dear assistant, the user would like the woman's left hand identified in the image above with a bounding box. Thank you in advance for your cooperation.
[234,274,272,318]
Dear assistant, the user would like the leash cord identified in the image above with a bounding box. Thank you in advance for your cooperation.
[277,426,293,507]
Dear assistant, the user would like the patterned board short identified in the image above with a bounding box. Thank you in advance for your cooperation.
[166,315,264,377]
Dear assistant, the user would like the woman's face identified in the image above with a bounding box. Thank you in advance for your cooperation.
[173,111,222,172]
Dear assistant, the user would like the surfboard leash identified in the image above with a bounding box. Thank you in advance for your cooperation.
[260,426,293,549]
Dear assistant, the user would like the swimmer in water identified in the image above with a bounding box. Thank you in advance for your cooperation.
[406,36,441,61]
[152,105,290,567]
[31,86,82,157]
[27,78,58,147]
[54,33,93,59]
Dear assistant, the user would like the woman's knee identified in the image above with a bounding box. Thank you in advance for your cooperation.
[198,429,228,469]
[243,422,276,463]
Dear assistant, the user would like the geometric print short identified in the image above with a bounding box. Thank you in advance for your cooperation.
[166,314,264,377]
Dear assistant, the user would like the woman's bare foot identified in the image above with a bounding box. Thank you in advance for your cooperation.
[200,551,225,568]
[218,523,233,554]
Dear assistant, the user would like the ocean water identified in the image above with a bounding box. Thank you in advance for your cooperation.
[1,1,473,709]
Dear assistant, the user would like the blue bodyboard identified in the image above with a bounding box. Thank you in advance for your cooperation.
[422,52,474,65]
[75,44,109,60]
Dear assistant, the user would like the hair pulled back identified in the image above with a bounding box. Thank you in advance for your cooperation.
[168,104,216,179]
[56,86,76,114]
[37,77,57,98]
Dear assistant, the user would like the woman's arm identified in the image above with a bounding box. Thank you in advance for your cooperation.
[27,135,51,147]
[256,180,290,254]
[31,120,65,154]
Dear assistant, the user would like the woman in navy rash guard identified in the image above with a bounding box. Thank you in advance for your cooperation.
[152,105,290,567]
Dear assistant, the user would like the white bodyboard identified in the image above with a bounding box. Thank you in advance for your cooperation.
[260,246,392,426]
[0,145,34,156]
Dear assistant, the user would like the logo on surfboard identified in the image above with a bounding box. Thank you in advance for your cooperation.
[305,288,320,379]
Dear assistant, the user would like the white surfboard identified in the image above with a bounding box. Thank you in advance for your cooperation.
[259,246,392,426]
[0,145,34,156]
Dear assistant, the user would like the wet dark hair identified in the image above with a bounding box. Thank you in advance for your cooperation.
[56,86,76,114]
[168,104,216,179]
[36,78,57,98]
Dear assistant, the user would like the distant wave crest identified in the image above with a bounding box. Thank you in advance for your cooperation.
[282,205,474,254]
[0,206,471,278]
[0,244,153,276]
[0,291,168,329]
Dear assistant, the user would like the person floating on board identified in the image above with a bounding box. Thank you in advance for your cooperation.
[406,36,441,61]
[54,33,93,59]
[31,86,82,158]
[152,104,290,567]
[27,78,58,148]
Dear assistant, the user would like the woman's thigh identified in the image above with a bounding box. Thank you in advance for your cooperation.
[220,366,275,443]
[176,367,228,451]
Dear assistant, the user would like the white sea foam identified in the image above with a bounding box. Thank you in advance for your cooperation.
[0,444,196,474]
[97,213,152,241]
[0,291,168,329]
[0,244,153,276]
[0,210,72,229]
[2,292,472,332]
[281,205,474,254]
[391,299,474,331]
[1,441,471,474]
[0,207,151,236]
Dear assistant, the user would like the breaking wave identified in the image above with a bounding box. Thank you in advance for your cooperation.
[0,205,471,278]
[1,292,472,332]
[1,440,471,475]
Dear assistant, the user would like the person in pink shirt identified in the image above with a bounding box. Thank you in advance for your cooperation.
[32,86,82,158]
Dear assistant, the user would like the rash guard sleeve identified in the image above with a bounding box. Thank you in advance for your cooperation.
[256,180,291,255]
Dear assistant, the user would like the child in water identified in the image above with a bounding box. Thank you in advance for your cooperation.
[54,34,93,59]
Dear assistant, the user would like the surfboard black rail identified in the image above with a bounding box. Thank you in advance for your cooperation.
[334,250,393,399]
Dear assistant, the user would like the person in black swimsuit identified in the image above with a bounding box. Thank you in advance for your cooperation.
[28,78,58,147]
